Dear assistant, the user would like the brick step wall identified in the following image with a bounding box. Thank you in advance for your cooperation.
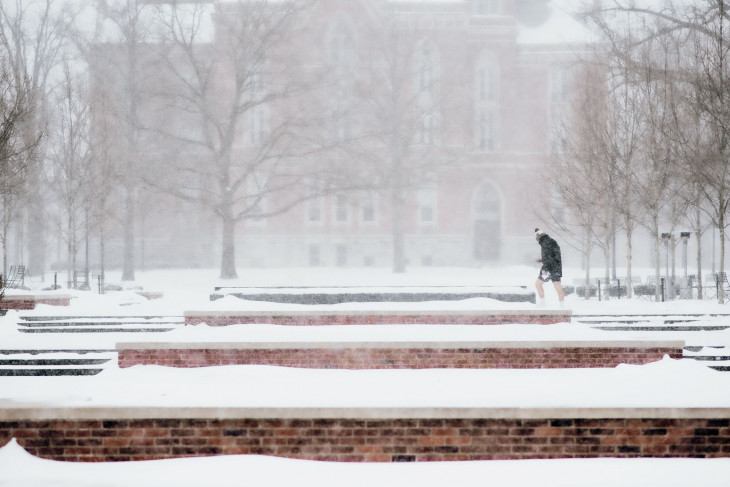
[183,309,572,326]
[1,295,71,310]
[2,409,729,462]
[116,341,683,369]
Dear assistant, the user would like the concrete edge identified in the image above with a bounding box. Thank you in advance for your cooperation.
[183,309,572,317]
[115,340,685,351]
[2,294,72,300]
[0,406,726,420]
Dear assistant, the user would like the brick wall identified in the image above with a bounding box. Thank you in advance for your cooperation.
[0,298,35,310]
[1,295,71,310]
[184,312,571,327]
[117,346,682,369]
[2,417,728,462]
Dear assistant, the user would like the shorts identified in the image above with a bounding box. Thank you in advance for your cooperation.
[538,268,561,283]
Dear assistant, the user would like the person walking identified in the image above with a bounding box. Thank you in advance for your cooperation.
[534,228,565,307]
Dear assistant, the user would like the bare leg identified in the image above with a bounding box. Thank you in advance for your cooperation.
[553,281,565,302]
[535,279,545,299]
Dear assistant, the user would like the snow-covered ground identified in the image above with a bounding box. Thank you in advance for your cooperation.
[2,265,730,486]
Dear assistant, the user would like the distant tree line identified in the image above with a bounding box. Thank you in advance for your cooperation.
[549,0,730,303]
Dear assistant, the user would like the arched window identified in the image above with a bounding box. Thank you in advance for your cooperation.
[416,41,439,97]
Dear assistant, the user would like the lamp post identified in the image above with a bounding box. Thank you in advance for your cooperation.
[680,232,690,278]
[662,233,672,300]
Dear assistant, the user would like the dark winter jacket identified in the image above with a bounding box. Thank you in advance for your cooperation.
[538,234,562,278]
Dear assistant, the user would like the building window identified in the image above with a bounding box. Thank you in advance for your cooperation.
[478,109,494,152]
[309,244,321,266]
[477,66,496,103]
[336,244,347,266]
[328,22,356,142]
[416,42,439,98]
[246,176,266,227]
[419,45,434,94]
[306,179,324,225]
[549,67,571,153]
[334,194,349,224]
[360,193,378,224]
[251,71,265,97]
[418,113,436,145]
[549,67,570,104]
[418,185,438,225]
[474,54,499,152]
[248,106,266,146]
[474,0,500,15]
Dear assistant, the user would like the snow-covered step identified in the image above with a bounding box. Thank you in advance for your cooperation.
[211,285,535,304]
[0,350,116,376]
[16,315,184,334]
[573,314,730,331]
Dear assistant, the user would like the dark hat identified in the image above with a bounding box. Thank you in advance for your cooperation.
[535,228,546,241]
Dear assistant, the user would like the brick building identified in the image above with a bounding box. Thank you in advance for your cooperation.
[94,0,590,272]
[225,0,590,269]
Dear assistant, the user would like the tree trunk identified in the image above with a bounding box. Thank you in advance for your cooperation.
[2,198,8,278]
[626,227,633,299]
[67,212,75,288]
[584,233,591,300]
[654,234,662,302]
[603,243,611,301]
[392,190,405,273]
[220,213,238,279]
[122,185,135,281]
[670,233,676,300]
[696,207,703,299]
[719,213,726,305]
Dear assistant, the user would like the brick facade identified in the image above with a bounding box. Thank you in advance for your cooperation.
[117,346,682,369]
[2,417,729,462]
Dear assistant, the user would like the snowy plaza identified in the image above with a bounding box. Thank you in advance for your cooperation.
[1,266,730,485]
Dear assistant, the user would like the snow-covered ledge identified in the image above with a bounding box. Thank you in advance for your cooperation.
[183,308,572,326]
[0,405,726,420]
[116,339,684,350]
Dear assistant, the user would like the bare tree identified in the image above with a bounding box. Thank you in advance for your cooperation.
[550,63,616,299]
[587,0,730,303]
[0,0,76,278]
[89,0,162,282]
[147,0,324,279]
[354,20,455,273]
[0,37,38,278]
[686,7,730,303]
[87,68,122,286]
[45,64,93,288]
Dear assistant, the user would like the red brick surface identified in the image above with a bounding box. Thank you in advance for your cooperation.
[118,347,682,369]
[1,296,70,310]
[2,417,729,462]
[184,313,570,326]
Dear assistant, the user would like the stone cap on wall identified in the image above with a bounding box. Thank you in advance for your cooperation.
[0,405,727,420]
[115,340,685,351]
[184,309,572,317]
